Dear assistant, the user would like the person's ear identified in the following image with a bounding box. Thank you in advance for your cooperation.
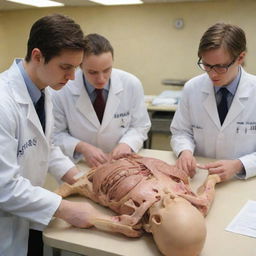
[237,51,246,65]
[31,48,44,64]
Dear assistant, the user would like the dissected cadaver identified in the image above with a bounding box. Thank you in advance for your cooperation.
[55,154,220,256]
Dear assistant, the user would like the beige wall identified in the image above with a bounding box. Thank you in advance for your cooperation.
[0,0,256,94]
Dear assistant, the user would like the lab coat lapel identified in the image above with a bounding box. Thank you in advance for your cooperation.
[44,88,53,140]
[100,75,123,131]
[71,71,99,128]
[221,70,248,129]
[202,81,221,129]
[9,61,46,138]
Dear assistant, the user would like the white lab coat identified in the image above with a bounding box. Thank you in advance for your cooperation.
[0,60,75,256]
[52,68,151,162]
[171,68,256,179]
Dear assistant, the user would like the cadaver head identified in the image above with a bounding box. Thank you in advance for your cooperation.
[148,195,206,256]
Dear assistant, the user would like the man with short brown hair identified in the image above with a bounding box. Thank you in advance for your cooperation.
[0,14,99,256]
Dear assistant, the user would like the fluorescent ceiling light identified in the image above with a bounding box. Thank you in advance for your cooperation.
[88,0,143,5]
[6,0,64,7]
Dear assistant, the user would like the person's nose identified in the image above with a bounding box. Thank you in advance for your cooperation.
[97,73,105,83]
[208,68,218,77]
[65,69,75,81]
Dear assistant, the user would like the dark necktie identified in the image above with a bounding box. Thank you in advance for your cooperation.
[93,89,106,123]
[217,87,229,125]
[35,91,45,132]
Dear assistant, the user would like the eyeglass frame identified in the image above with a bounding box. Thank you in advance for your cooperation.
[197,57,237,74]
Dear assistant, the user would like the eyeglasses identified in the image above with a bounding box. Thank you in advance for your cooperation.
[197,58,236,74]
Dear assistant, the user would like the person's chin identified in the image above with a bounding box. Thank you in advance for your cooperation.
[51,83,66,90]
[95,84,105,89]
[212,80,224,86]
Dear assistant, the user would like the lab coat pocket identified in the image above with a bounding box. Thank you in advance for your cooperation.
[0,217,13,254]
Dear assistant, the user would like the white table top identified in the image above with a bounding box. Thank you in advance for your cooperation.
[43,149,256,256]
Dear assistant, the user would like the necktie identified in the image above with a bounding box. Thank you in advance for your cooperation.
[93,89,106,123]
[35,91,45,132]
[217,87,229,125]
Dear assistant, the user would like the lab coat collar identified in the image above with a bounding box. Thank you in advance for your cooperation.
[201,76,220,129]
[201,67,250,129]
[222,68,250,128]
[8,59,49,140]
[69,68,124,129]
[100,69,124,130]
[68,69,99,127]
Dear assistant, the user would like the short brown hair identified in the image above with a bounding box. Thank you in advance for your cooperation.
[84,33,114,57]
[198,23,246,59]
[25,14,85,63]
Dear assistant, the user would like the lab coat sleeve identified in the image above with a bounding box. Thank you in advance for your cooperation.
[48,143,76,180]
[119,79,151,152]
[170,83,196,157]
[238,153,256,179]
[0,102,61,226]
[52,93,81,161]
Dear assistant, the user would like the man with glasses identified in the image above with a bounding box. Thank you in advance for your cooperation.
[170,22,256,182]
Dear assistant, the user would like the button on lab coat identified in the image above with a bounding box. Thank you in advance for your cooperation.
[0,59,74,255]
[52,68,151,162]
[171,68,256,179]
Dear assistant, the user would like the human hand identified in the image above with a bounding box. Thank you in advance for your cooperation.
[55,200,105,228]
[61,166,80,185]
[75,141,109,167]
[197,159,243,181]
[110,143,132,160]
[176,150,196,178]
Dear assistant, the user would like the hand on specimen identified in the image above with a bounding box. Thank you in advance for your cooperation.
[55,200,108,228]
[61,166,81,184]
[76,141,109,167]
[110,143,132,160]
[197,159,243,181]
[176,150,196,178]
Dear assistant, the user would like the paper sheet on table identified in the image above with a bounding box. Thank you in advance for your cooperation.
[225,200,256,238]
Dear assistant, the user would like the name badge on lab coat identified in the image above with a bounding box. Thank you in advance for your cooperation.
[114,111,130,128]
[236,122,256,135]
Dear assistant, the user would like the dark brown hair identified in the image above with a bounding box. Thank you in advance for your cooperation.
[198,23,246,59]
[84,33,114,57]
[25,14,85,63]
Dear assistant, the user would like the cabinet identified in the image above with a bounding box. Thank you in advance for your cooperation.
[144,104,176,148]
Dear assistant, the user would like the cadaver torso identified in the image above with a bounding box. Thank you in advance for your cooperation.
[57,155,217,230]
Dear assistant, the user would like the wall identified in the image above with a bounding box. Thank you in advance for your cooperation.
[0,0,255,94]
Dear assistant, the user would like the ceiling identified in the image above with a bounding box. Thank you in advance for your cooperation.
[0,0,212,11]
